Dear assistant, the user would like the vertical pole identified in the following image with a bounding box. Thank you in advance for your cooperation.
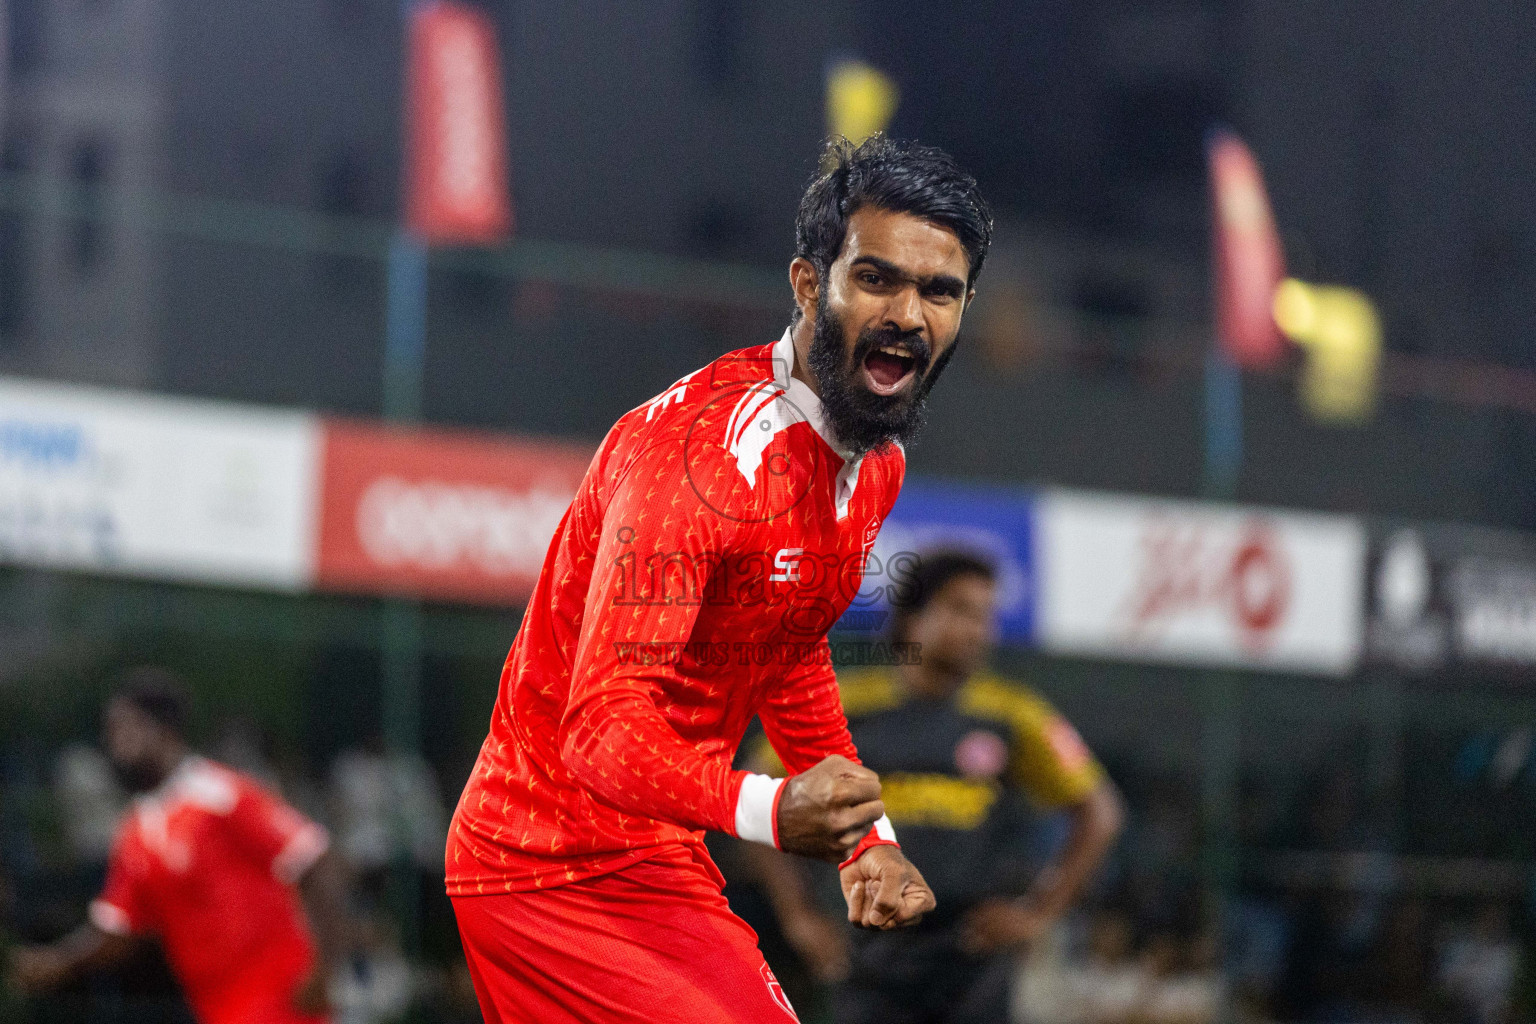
[1365,669,1404,853]
[383,0,429,954]
[1201,347,1243,1005]
[384,231,428,422]
[1203,350,1243,500]
[381,228,427,953]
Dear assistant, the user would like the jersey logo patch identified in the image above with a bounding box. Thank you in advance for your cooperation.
[954,729,1009,780]
[760,962,799,1020]
[769,547,803,582]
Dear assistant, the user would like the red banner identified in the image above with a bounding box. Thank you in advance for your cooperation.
[404,1,512,245]
[315,420,591,604]
[1208,131,1287,368]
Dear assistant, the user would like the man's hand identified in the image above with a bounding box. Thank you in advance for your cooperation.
[776,755,885,862]
[839,844,935,930]
[8,946,72,995]
[959,898,1054,954]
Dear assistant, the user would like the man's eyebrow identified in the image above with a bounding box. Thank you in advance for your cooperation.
[849,255,966,295]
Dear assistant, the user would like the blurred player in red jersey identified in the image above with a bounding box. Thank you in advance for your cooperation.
[7,668,349,1024]
[447,135,994,1023]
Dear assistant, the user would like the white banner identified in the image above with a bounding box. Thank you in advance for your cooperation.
[1037,490,1365,674]
[0,377,320,590]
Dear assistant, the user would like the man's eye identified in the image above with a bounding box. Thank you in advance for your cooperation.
[859,272,883,286]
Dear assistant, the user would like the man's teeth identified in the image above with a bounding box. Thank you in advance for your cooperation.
[877,345,912,358]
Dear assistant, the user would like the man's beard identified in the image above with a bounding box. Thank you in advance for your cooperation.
[111,758,167,794]
[807,303,955,458]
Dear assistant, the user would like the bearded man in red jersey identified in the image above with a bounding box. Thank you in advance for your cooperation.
[447,135,993,1024]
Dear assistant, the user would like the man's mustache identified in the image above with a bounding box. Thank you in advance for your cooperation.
[849,328,933,378]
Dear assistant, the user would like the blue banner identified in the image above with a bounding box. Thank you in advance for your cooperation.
[835,477,1038,645]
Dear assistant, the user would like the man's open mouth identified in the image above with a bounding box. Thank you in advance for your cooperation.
[861,343,918,396]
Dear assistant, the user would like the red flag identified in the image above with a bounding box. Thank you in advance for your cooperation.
[1208,131,1286,368]
[404,1,512,245]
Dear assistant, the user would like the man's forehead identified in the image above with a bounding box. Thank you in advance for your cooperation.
[105,698,149,725]
[837,206,969,280]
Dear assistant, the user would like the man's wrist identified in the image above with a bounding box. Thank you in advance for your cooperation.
[733,772,786,847]
[838,814,899,870]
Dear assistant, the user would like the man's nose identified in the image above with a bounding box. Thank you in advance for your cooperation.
[882,285,925,335]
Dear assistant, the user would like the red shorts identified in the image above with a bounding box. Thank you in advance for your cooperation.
[452,844,800,1024]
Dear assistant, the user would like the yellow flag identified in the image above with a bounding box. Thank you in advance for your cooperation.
[826,60,899,145]
[1272,278,1381,422]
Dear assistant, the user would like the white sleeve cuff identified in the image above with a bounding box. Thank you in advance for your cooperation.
[90,900,134,936]
[272,823,330,884]
[873,814,897,842]
[734,773,785,847]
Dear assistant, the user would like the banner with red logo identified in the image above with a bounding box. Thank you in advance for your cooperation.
[1035,490,1364,674]
[404,1,512,245]
[315,420,590,604]
[1209,131,1287,369]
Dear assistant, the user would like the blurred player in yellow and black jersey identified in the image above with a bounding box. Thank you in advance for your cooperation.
[746,550,1124,1024]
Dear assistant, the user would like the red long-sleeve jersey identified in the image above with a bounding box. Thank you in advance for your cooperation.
[446,330,904,895]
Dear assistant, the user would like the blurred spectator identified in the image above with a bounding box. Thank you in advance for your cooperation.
[1018,914,1222,1024]
[327,735,448,884]
[1017,910,1143,1024]
[1363,898,1433,1019]
[53,743,125,867]
[1137,930,1224,1024]
[1437,903,1518,1024]
[1225,889,1291,1020]
[1276,883,1373,1021]
[331,915,414,1024]
[744,550,1123,1023]
[1115,776,1200,936]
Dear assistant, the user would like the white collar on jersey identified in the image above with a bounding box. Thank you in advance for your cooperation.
[132,755,237,815]
[770,327,864,519]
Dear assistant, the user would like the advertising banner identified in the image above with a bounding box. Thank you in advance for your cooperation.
[0,377,320,589]
[1365,524,1536,674]
[314,419,591,604]
[1036,490,1365,674]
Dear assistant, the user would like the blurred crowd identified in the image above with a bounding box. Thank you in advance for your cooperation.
[720,757,1530,1024]
[0,717,1529,1024]
[1020,767,1527,1024]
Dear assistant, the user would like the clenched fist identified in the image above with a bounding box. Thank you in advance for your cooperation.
[775,755,885,862]
[840,844,935,929]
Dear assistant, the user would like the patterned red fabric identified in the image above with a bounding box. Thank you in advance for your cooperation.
[447,333,904,894]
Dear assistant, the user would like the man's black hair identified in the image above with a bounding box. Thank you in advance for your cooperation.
[112,666,191,737]
[795,135,994,292]
[890,549,997,642]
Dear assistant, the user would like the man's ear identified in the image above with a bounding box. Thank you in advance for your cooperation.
[789,257,820,320]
